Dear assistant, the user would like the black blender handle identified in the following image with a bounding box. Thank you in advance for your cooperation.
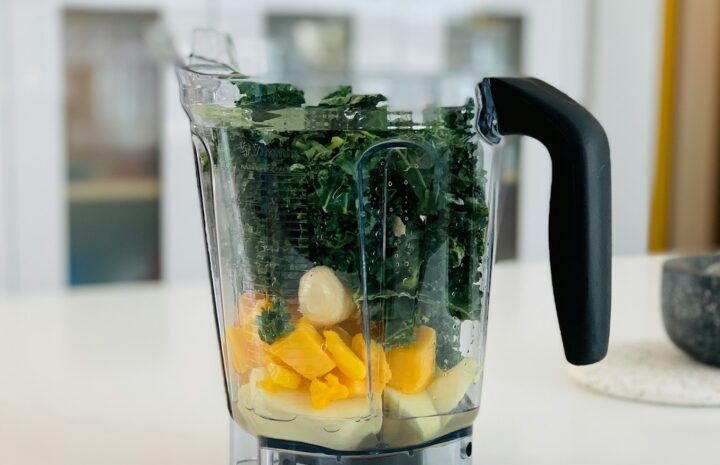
[478,77,611,365]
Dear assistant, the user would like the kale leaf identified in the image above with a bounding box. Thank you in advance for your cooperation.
[235,82,305,107]
[318,85,387,108]
[256,297,294,344]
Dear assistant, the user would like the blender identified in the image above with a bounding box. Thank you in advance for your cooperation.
[175,29,611,465]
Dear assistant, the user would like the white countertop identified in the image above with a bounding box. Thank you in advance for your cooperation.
[1,255,717,465]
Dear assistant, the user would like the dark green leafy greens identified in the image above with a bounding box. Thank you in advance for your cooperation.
[235,82,305,107]
[318,85,387,108]
[206,83,488,370]
[256,297,294,344]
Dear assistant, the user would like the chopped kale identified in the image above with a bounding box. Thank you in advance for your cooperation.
[256,297,294,344]
[235,81,305,107]
[207,83,488,363]
[318,85,387,108]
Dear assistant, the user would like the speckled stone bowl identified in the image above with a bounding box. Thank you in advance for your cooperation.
[662,255,720,367]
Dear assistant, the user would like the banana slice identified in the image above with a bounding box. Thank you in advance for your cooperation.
[298,266,356,327]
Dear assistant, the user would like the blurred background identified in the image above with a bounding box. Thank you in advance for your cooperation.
[0,0,718,292]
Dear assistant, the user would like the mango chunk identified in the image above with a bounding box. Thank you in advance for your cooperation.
[266,359,302,389]
[386,326,436,394]
[296,317,325,344]
[324,330,366,381]
[225,292,271,375]
[335,369,368,398]
[310,373,349,409]
[329,325,353,346]
[351,334,392,394]
[225,325,247,375]
[269,322,335,379]
[257,377,285,393]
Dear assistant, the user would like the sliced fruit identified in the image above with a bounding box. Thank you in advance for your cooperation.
[324,330,366,381]
[225,292,271,375]
[351,333,391,394]
[334,369,368,398]
[295,318,325,344]
[427,357,480,413]
[238,368,382,451]
[386,326,436,394]
[310,373,350,409]
[256,377,284,393]
[265,359,302,389]
[269,322,336,379]
[382,386,442,447]
[329,324,352,346]
[298,266,356,327]
[225,325,247,375]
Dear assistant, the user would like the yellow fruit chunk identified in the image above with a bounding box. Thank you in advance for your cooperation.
[225,325,247,375]
[257,377,284,393]
[335,370,368,398]
[386,326,436,394]
[310,373,349,409]
[329,325,352,346]
[225,292,271,375]
[265,359,302,389]
[296,318,325,345]
[324,330,366,381]
[351,334,392,394]
[269,322,335,379]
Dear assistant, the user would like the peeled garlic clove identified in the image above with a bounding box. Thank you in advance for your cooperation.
[298,266,356,327]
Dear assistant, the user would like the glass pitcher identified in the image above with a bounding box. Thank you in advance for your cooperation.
[176,29,611,465]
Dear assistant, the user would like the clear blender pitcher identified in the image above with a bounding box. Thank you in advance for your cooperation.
[176,29,611,465]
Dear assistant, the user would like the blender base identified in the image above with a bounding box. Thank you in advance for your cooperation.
[252,429,473,465]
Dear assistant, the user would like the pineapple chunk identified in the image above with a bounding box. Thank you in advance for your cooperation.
[265,358,302,389]
[382,387,443,447]
[427,358,480,413]
[351,334,391,394]
[324,330,366,381]
[386,326,436,394]
[309,373,350,409]
[329,324,352,345]
[334,369,368,398]
[225,325,248,375]
[257,377,285,393]
[269,322,335,379]
[225,292,270,375]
